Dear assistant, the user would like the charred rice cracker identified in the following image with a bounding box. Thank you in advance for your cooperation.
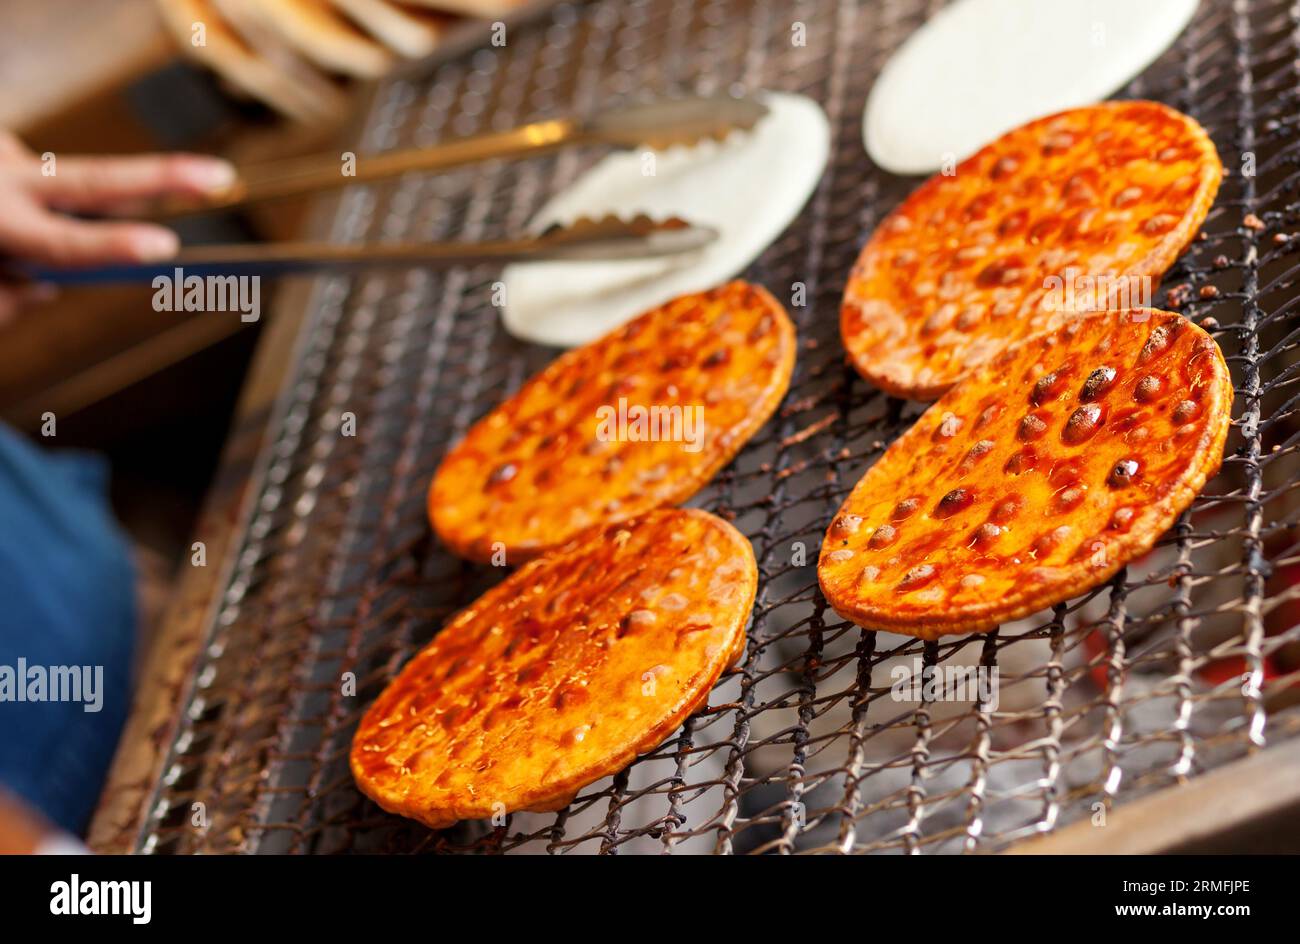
[430,281,795,563]
[819,309,1232,640]
[351,508,756,828]
[842,101,1222,400]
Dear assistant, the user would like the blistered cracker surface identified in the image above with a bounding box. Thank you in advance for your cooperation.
[819,309,1233,640]
[351,508,757,829]
[429,281,795,563]
[842,101,1223,399]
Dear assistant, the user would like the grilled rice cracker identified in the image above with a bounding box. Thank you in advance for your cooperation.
[158,0,348,123]
[327,0,449,59]
[842,101,1222,400]
[819,309,1232,640]
[398,0,527,16]
[351,508,756,828]
[429,281,795,563]
[236,0,393,78]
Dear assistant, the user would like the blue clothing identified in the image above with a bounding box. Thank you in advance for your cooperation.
[0,424,136,834]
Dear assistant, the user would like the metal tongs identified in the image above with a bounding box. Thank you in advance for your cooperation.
[22,215,718,285]
[148,94,769,216]
[20,94,766,285]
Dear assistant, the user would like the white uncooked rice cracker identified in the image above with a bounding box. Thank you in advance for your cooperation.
[863,0,1199,175]
[501,91,830,347]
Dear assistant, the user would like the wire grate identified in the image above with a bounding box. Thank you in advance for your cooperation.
[135,0,1300,854]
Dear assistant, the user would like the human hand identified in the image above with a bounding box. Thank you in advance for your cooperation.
[0,130,236,324]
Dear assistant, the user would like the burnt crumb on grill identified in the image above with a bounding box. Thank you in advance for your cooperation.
[775,459,810,480]
[1164,282,1193,308]
[780,393,820,417]
[1243,212,1266,231]
[780,413,836,448]
[1198,285,1221,300]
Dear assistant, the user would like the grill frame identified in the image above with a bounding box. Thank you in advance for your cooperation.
[94,0,1300,854]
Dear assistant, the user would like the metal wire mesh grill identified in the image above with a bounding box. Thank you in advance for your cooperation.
[135,0,1300,854]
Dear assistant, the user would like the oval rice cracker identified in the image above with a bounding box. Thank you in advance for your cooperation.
[819,309,1232,639]
[430,280,795,563]
[842,101,1222,399]
[351,508,757,829]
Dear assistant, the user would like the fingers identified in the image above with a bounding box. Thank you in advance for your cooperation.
[0,201,178,268]
[29,152,237,214]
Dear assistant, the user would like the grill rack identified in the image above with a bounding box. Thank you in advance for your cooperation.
[131,0,1300,854]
